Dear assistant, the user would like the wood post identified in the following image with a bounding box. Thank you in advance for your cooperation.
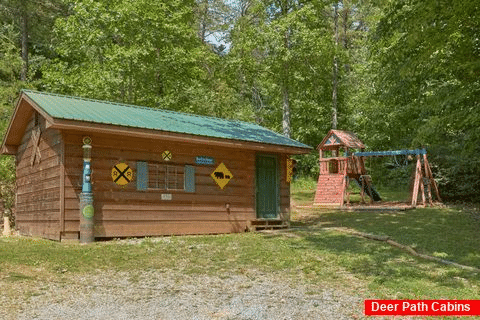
[411,155,422,207]
[422,154,433,206]
[411,153,443,207]
[3,216,11,236]
[423,154,442,202]
[340,159,348,207]
[420,174,426,206]
[360,177,366,203]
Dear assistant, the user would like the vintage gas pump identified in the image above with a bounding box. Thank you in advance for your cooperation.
[79,136,94,243]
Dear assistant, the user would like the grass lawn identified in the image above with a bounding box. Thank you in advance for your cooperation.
[1,177,479,314]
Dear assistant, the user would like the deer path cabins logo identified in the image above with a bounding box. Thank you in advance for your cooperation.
[211,162,233,190]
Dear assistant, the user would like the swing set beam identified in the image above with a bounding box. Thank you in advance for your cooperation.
[350,148,441,207]
[352,149,427,157]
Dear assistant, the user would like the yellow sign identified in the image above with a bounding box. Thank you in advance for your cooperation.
[162,150,172,161]
[211,162,233,190]
[111,162,134,186]
[286,158,294,183]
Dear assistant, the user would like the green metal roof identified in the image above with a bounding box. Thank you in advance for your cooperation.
[22,90,312,150]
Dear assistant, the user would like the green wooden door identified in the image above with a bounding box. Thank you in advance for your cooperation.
[256,155,278,219]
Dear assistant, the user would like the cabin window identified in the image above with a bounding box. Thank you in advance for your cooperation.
[136,161,195,193]
[148,163,184,190]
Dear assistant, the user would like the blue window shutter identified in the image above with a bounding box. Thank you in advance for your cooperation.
[184,165,195,193]
[137,161,148,191]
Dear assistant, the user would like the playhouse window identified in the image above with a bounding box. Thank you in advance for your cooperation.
[328,160,339,173]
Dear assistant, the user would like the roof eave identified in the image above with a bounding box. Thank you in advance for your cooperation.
[1,92,56,155]
[47,118,312,154]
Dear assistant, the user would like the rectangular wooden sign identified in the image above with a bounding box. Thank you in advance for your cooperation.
[195,156,215,165]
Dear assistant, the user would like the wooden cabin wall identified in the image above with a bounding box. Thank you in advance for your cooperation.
[62,131,267,238]
[279,154,290,222]
[15,113,62,240]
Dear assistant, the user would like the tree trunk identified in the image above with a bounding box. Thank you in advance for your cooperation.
[341,0,350,72]
[282,19,291,138]
[342,0,349,50]
[199,0,208,43]
[282,81,290,138]
[20,8,29,81]
[332,2,339,130]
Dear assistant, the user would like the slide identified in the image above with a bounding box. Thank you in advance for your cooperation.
[353,177,382,201]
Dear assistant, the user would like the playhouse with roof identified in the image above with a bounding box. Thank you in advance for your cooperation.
[314,129,440,208]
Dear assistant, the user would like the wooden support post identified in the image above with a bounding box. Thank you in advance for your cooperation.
[422,156,433,206]
[340,159,348,207]
[3,216,11,236]
[423,154,441,202]
[420,173,426,206]
[360,156,367,175]
[411,155,422,207]
[360,177,366,204]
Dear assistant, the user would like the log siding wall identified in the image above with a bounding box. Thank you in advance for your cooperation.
[62,131,289,238]
[14,122,292,240]
[15,113,62,240]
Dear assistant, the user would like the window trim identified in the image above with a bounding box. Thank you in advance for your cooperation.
[136,161,195,193]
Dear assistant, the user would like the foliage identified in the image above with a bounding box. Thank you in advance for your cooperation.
[293,151,319,178]
[227,0,337,141]
[42,0,197,107]
[360,0,480,201]
[0,22,24,225]
[0,0,479,204]
[0,168,16,225]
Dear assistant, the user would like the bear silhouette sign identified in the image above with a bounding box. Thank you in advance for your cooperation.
[211,162,233,190]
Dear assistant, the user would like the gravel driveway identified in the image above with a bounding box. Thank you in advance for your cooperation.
[11,269,363,320]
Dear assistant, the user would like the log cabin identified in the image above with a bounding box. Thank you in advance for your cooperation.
[1,90,311,240]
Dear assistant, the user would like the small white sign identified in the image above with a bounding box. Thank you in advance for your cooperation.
[161,193,172,201]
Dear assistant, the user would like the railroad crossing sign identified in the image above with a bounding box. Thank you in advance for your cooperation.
[162,150,172,161]
[211,162,233,190]
[111,162,134,186]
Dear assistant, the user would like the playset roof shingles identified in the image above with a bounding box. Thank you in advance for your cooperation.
[317,129,365,150]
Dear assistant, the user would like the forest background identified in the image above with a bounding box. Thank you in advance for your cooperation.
[0,0,479,218]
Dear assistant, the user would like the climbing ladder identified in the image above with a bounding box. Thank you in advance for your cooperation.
[314,174,346,206]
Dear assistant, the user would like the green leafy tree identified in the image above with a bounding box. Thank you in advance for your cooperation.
[0,24,23,224]
[227,0,337,145]
[42,0,209,111]
[0,0,67,81]
[363,0,480,200]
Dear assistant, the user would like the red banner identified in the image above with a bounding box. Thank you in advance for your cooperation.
[365,300,480,316]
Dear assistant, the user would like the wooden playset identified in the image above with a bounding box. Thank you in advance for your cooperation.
[314,130,441,208]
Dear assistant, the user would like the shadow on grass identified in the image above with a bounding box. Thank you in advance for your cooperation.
[289,207,480,296]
